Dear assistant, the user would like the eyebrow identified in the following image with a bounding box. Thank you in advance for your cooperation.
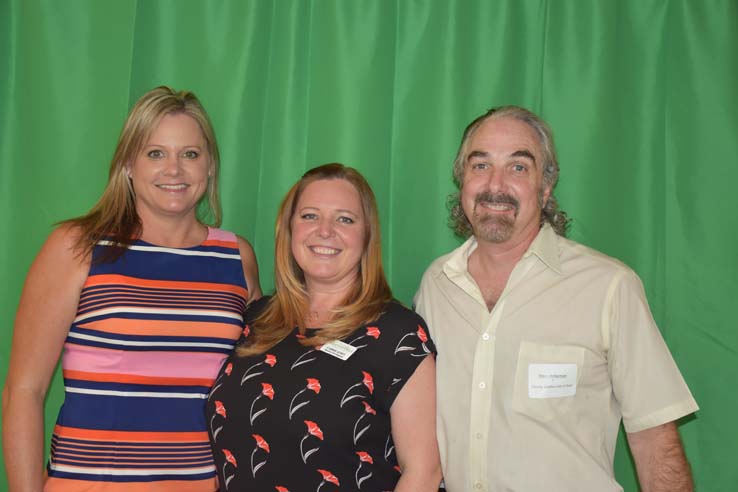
[466,149,537,167]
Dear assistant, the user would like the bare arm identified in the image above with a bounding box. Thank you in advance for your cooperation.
[627,421,694,492]
[390,356,442,492]
[237,235,262,303]
[2,225,89,492]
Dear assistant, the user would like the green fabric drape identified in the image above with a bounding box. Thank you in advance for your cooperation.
[1,1,736,490]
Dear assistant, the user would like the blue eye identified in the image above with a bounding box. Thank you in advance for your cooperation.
[512,163,528,173]
[471,162,489,171]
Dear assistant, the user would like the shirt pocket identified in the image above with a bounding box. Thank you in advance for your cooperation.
[511,341,585,422]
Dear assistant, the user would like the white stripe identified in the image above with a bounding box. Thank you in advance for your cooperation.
[67,331,234,350]
[74,306,243,323]
[49,463,215,476]
[97,240,240,259]
[65,387,208,399]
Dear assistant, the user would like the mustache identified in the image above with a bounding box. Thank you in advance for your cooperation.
[474,192,519,209]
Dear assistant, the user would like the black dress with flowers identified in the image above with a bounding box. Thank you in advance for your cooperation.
[206,297,436,492]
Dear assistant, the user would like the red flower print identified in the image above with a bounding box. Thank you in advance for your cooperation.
[362,371,374,394]
[241,353,277,385]
[317,469,340,491]
[305,420,324,440]
[362,401,376,415]
[221,448,237,490]
[224,362,233,376]
[253,434,270,453]
[261,382,275,400]
[366,326,381,339]
[289,378,321,419]
[215,401,227,418]
[355,452,374,488]
[223,449,237,467]
[300,420,324,463]
[416,325,428,343]
[340,372,374,407]
[210,401,227,441]
[265,354,277,367]
[356,451,373,464]
[243,324,251,337]
[394,465,401,473]
[275,487,290,492]
[394,325,431,355]
[250,434,269,477]
[249,384,274,424]
[307,378,321,393]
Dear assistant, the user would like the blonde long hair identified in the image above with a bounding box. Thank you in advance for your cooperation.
[237,163,392,356]
[64,86,221,261]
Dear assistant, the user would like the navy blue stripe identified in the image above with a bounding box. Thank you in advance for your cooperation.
[90,248,247,287]
[81,283,246,299]
[48,468,215,482]
[64,379,211,394]
[57,394,208,431]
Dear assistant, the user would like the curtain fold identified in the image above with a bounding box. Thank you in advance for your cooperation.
[1,1,736,490]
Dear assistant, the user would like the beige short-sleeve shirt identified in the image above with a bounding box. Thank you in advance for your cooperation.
[414,225,698,492]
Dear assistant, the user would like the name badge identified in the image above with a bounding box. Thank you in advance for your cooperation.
[528,363,577,398]
[319,340,357,361]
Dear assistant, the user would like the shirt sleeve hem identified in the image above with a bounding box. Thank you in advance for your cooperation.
[623,399,700,433]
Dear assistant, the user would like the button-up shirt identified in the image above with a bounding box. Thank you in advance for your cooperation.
[415,224,698,492]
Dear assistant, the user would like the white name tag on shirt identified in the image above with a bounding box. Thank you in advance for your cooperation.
[319,340,357,361]
[528,363,577,398]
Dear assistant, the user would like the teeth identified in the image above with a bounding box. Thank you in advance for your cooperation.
[311,246,340,255]
[157,184,188,190]
[481,203,513,211]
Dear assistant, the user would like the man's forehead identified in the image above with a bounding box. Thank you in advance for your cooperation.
[466,117,541,163]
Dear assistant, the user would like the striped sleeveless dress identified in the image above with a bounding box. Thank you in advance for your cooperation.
[45,228,249,492]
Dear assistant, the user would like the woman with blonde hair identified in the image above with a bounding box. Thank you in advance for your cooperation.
[2,86,261,491]
[206,163,441,491]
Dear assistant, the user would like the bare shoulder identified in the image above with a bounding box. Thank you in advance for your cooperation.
[36,223,90,271]
[236,234,262,302]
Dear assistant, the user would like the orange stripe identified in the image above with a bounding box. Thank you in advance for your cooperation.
[54,426,209,442]
[77,318,242,338]
[62,370,214,387]
[82,274,248,296]
[200,239,238,248]
[44,477,217,492]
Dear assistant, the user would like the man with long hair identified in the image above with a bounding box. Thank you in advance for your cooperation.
[415,106,698,491]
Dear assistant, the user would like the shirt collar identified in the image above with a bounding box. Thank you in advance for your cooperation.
[442,223,562,278]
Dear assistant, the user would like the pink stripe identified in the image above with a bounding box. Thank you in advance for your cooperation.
[207,227,235,242]
[62,344,228,379]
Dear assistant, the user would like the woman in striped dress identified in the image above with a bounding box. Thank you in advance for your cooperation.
[2,86,261,491]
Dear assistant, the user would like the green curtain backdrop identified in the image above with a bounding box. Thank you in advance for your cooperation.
[1,1,736,490]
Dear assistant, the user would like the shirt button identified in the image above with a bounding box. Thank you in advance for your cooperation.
[478,382,486,389]
[474,482,483,489]
[482,333,490,341]
[475,432,483,439]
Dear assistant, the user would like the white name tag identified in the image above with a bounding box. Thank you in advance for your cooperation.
[528,363,577,398]
[319,340,357,361]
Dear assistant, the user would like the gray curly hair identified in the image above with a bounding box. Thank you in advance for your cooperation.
[448,105,570,237]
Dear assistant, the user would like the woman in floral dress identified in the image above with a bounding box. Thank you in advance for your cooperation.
[207,163,441,491]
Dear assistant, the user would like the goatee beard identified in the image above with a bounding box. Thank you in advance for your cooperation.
[472,192,519,243]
